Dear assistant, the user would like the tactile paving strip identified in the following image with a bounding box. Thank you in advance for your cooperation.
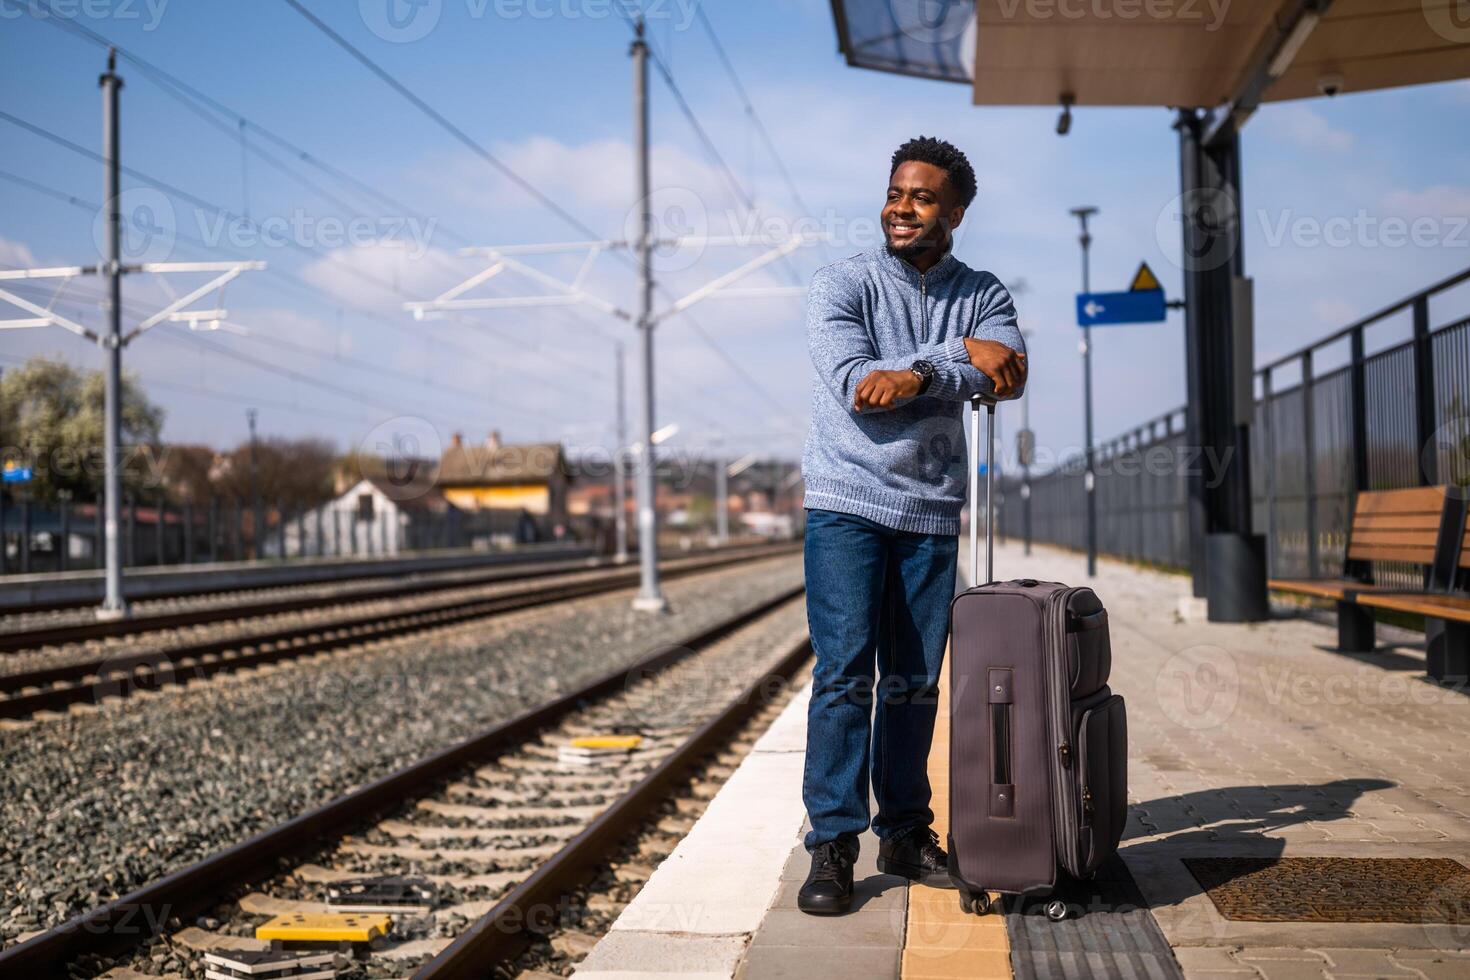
[1184,857,1470,923]
[1006,856,1184,980]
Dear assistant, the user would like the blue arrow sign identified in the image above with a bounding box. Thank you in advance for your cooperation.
[1077,288,1166,327]
[2,466,33,484]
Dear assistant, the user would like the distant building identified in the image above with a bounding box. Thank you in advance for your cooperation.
[283,475,457,557]
[437,431,571,538]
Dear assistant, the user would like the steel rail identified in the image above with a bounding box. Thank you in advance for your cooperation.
[0,543,799,719]
[0,544,597,617]
[0,543,790,653]
[0,554,598,653]
[415,628,812,978]
[0,584,805,976]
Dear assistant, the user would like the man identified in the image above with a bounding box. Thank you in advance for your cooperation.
[798,136,1026,915]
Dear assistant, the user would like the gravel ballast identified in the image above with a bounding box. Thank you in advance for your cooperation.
[86,597,809,979]
[0,554,803,946]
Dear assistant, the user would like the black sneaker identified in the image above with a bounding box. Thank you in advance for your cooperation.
[797,838,857,915]
[877,825,955,888]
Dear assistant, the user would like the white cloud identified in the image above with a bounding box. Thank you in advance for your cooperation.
[1260,105,1354,153]
[298,240,470,312]
[0,236,40,269]
[1381,185,1470,220]
[416,135,743,222]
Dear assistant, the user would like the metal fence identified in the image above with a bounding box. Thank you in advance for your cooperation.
[0,495,573,575]
[999,266,1470,581]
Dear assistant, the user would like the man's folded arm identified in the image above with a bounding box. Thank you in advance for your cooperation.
[807,268,966,414]
[922,279,1027,403]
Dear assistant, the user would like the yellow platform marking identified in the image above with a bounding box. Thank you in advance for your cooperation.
[901,648,1012,980]
[569,734,644,750]
[255,911,391,943]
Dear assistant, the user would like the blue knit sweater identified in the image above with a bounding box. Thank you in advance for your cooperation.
[801,246,1026,536]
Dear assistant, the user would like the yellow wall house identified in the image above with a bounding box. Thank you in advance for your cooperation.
[436,432,571,526]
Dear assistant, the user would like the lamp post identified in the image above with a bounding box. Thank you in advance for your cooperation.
[630,18,665,612]
[247,408,260,560]
[1069,206,1098,578]
[613,342,629,563]
[1019,326,1034,556]
[98,50,128,618]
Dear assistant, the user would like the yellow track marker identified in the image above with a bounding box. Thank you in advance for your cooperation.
[569,734,643,750]
[254,911,391,943]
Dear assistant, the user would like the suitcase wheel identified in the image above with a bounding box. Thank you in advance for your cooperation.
[1044,899,1068,922]
[958,889,992,916]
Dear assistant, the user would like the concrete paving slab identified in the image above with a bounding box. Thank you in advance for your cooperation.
[737,945,902,980]
[571,931,748,979]
[749,907,906,949]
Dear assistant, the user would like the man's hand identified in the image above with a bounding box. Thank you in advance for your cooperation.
[854,369,921,411]
[963,338,1027,398]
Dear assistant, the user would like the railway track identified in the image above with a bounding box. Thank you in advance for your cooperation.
[0,545,601,621]
[0,543,791,654]
[0,543,799,721]
[0,587,811,978]
[0,553,602,653]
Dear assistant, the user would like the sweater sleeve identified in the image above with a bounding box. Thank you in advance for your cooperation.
[806,266,973,415]
[922,275,1027,403]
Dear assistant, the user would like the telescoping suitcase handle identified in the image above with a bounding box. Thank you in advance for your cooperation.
[969,396,996,586]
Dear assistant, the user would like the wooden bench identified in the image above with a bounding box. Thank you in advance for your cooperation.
[1269,486,1467,679]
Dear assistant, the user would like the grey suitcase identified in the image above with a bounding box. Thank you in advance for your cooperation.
[946,398,1127,920]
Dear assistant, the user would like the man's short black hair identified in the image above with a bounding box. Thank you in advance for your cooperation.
[890,136,977,208]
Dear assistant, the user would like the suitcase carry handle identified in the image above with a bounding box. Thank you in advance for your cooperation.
[969,396,996,586]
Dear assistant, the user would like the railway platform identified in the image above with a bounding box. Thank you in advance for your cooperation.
[574,540,1470,979]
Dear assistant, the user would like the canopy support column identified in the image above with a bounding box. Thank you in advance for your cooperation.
[1177,109,1268,622]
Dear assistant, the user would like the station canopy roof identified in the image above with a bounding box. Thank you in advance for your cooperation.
[829,0,1470,108]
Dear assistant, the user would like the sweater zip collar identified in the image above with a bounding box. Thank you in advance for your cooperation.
[876,244,960,288]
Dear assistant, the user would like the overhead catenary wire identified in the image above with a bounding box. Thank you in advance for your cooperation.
[278,0,609,245]
[0,349,382,428]
[0,167,762,441]
[11,5,692,394]
[610,0,808,290]
[7,3,802,441]
[0,270,548,426]
[692,5,833,266]
[271,0,805,422]
[0,169,596,429]
[0,113,613,396]
[0,279,496,434]
[1,175,734,442]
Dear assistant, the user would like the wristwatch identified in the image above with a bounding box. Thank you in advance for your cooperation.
[910,359,935,394]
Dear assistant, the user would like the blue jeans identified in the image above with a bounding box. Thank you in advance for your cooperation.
[802,508,957,851]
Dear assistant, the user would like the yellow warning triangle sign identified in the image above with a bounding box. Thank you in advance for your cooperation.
[1130,262,1161,292]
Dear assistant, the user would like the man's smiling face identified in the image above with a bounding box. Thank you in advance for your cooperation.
[882,160,965,262]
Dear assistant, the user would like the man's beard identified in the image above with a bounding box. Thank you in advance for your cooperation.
[884,226,948,261]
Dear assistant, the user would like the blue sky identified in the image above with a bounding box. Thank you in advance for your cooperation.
[2,0,1468,470]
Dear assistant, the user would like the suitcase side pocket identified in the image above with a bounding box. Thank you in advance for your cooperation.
[1066,607,1111,700]
[1074,693,1128,876]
